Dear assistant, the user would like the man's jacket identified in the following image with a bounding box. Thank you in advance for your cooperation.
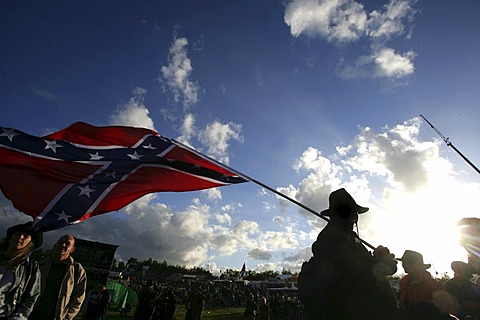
[2,255,41,320]
[400,270,453,313]
[37,256,87,320]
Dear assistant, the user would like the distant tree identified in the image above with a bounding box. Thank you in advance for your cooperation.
[117,261,126,270]
[281,267,291,275]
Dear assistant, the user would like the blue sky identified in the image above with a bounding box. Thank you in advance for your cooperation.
[1,0,480,276]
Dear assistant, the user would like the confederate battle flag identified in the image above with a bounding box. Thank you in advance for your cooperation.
[0,122,248,232]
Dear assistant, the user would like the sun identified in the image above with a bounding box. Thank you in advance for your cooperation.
[365,190,471,278]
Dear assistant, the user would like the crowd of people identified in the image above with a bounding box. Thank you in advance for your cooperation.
[128,277,303,320]
[2,187,480,320]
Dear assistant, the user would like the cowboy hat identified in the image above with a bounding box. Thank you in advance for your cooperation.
[400,250,431,269]
[320,188,369,216]
[451,261,473,275]
[6,221,43,249]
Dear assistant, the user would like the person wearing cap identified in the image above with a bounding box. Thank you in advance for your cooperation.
[0,221,43,319]
[29,234,87,320]
[445,261,480,319]
[399,250,456,318]
[301,188,398,320]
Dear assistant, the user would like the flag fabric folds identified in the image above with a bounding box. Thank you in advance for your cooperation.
[0,122,248,232]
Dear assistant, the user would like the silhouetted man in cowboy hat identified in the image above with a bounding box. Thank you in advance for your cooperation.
[399,250,455,319]
[302,188,398,320]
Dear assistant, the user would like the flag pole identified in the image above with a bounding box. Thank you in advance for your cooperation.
[420,114,480,175]
[172,139,376,250]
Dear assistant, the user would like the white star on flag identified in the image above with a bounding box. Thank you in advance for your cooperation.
[105,170,116,178]
[0,128,18,141]
[56,211,71,223]
[44,140,63,153]
[78,185,94,198]
[142,143,157,150]
[89,152,104,160]
[127,150,143,160]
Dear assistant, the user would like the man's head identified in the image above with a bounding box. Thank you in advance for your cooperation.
[400,250,431,274]
[451,261,473,279]
[6,221,43,251]
[52,234,76,262]
[321,188,369,226]
[95,283,106,292]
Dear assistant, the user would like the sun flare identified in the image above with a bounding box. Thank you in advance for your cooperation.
[363,186,472,278]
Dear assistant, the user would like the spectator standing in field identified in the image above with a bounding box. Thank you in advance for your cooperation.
[244,293,257,320]
[257,296,270,320]
[135,280,157,320]
[164,289,178,320]
[29,234,87,320]
[185,287,206,320]
[83,283,111,320]
[0,221,42,319]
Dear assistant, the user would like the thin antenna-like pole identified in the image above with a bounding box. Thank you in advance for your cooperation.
[172,139,376,250]
[420,115,480,175]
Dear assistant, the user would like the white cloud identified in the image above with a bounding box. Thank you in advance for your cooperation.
[368,0,416,39]
[214,212,232,225]
[109,87,155,130]
[284,0,368,42]
[198,120,243,164]
[248,248,272,260]
[176,113,197,146]
[337,46,415,79]
[255,262,279,272]
[258,231,299,250]
[285,0,415,41]
[284,0,417,80]
[160,37,200,110]
[373,47,416,78]
[262,201,275,212]
[283,247,312,263]
[202,188,222,201]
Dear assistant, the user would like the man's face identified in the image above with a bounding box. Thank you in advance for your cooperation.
[331,204,358,229]
[52,235,75,261]
[9,231,32,251]
[402,260,422,274]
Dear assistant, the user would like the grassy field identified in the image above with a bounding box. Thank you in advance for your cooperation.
[101,304,245,320]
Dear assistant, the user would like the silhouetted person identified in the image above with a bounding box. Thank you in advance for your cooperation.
[244,293,257,320]
[164,289,178,320]
[299,188,398,320]
[399,250,455,318]
[445,261,480,319]
[185,287,206,320]
[258,296,270,320]
[135,280,157,320]
[83,283,111,320]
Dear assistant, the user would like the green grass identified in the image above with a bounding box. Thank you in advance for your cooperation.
[99,304,245,320]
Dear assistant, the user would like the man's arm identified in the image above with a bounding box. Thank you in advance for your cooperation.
[64,264,87,320]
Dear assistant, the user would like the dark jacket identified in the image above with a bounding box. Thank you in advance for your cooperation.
[445,276,480,318]
[306,223,398,320]
[0,253,41,320]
